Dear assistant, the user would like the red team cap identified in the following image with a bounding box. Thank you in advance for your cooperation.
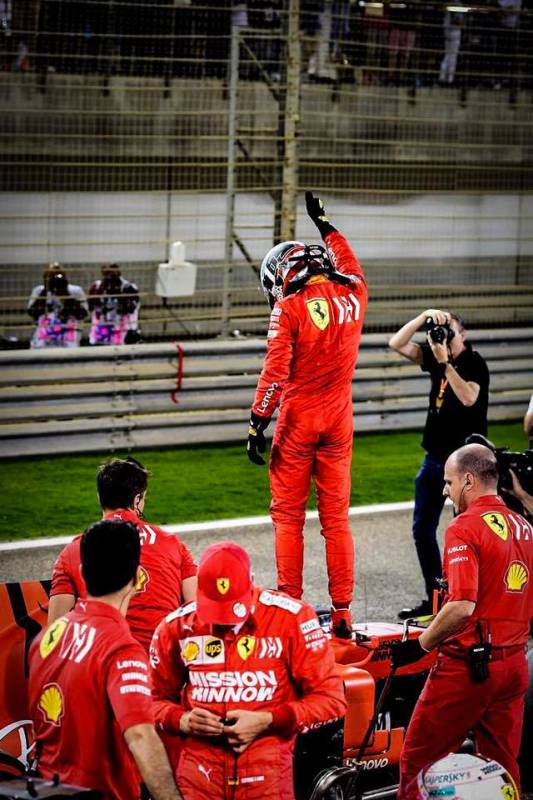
[197,541,253,625]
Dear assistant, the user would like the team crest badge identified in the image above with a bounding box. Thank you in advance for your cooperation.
[306,299,329,331]
[237,636,256,661]
[135,566,150,593]
[216,578,230,595]
[505,561,529,593]
[481,512,508,541]
[38,683,64,726]
[40,618,68,659]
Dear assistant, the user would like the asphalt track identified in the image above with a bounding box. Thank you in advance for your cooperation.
[0,506,452,621]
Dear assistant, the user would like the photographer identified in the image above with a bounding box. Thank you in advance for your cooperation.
[28,262,88,349]
[88,263,140,345]
[389,309,489,618]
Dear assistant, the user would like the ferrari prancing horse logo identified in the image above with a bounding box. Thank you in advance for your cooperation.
[217,578,230,595]
[481,512,508,541]
[306,299,330,331]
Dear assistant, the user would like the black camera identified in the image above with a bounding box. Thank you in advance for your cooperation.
[466,433,533,506]
[425,317,455,345]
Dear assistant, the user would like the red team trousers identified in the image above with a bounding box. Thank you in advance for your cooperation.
[398,648,529,799]
[271,393,354,607]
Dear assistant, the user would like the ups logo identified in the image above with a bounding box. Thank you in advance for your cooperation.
[205,638,223,659]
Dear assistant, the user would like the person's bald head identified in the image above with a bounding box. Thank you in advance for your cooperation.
[444,443,498,513]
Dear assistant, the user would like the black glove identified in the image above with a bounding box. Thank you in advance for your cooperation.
[305,191,337,239]
[390,638,428,669]
[247,412,271,466]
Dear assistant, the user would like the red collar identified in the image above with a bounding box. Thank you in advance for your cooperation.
[74,598,128,626]
[103,508,140,525]
[467,494,506,511]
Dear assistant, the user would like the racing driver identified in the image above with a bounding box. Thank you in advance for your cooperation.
[150,540,346,799]
[246,192,368,638]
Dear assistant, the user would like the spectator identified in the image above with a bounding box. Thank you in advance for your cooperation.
[388,2,417,86]
[496,0,522,89]
[149,540,346,799]
[439,8,464,86]
[389,309,489,619]
[362,0,390,85]
[29,519,183,800]
[392,443,533,798]
[247,192,367,637]
[88,263,140,346]
[48,457,197,653]
[28,263,88,349]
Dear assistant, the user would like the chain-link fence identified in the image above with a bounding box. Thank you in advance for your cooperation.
[1,0,532,345]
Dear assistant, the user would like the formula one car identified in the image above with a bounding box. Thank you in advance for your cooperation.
[0,580,531,800]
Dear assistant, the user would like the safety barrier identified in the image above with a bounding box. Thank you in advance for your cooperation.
[0,329,531,458]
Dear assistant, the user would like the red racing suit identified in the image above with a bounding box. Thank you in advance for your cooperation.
[29,600,154,800]
[252,231,367,607]
[50,508,197,652]
[150,587,346,800]
[398,495,533,798]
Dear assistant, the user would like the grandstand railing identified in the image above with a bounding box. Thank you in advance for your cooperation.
[0,328,530,458]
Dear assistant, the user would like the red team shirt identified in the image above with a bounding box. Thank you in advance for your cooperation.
[442,494,533,649]
[28,600,154,800]
[51,509,197,651]
[252,231,368,418]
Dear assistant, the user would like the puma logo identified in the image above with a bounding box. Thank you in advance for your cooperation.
[198,765,212,782]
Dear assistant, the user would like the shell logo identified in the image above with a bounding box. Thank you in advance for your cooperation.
[505,561,529,593]
[38,683,64,726]
[135,566,150,594]
[182,641,200,663]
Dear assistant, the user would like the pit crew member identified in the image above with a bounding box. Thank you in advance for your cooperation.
[389,310,489,619]
[391,443,533,798]
[247,192,368,638]
[29,519,183,800]
[150,540,347,799]
[48,457,197,652]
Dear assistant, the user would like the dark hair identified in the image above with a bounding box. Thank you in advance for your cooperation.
[81,520,140,596]
[97,457,149,510]
[450,313,465,332]
[454,444,498,486]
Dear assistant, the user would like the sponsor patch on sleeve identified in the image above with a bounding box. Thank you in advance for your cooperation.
[166,601,196,623]
[300,618,320,635]
[259,590,302,614]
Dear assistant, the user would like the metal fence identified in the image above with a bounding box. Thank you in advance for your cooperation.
[1,1,532,346]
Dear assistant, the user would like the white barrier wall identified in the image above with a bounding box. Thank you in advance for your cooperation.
[1,192,532,265]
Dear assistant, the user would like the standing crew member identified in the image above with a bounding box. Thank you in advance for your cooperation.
[247,192,368,637]
[49,457,197,651]
[391,444,533,798]
[389,309,489,619]
[150,541,346,799]
[29,520,183,800]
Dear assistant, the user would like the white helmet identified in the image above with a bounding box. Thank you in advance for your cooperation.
[259,241,331,308]
[416,753,518,800]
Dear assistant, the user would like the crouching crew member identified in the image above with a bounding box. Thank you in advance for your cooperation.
[29,520,183,800]
[48,457,197,652]
[150,541,346,799]
[392,443,533,798]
